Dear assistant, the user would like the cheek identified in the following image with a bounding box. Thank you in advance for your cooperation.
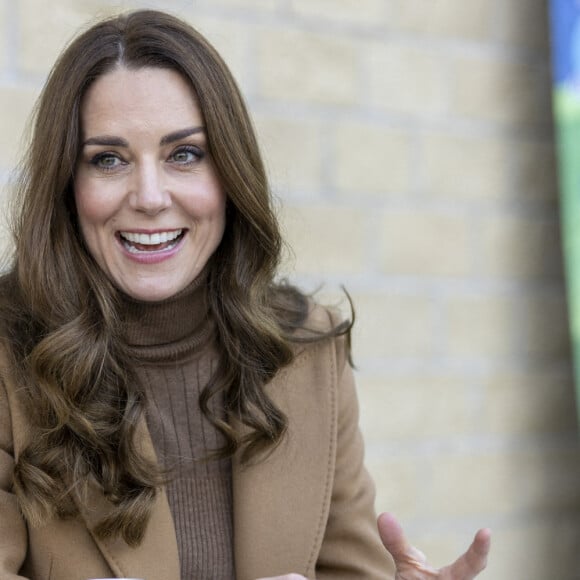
[73,192,113,260]
[75,196,95,230]
[74,179,114,230]
[74,175,95,224]
[187,182,227,226]
[214,193,227,225]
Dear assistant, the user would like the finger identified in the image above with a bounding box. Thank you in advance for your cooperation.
[377,512,411,560]
[445,528,491,579]
[377,512,428,565]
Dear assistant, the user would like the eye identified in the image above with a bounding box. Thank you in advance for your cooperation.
[90,152,125,171]
[170,145,204,165]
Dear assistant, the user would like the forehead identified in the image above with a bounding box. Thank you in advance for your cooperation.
[80,66,203,135]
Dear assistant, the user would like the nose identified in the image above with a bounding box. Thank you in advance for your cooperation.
[128,160,171,215]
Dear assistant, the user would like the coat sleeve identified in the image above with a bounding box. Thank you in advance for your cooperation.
[0,376,29,578]
[315,333,396,579]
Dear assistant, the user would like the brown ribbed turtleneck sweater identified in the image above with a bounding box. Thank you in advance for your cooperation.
[121,273,234,580]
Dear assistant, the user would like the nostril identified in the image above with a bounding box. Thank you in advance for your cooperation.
[130,187,171,214]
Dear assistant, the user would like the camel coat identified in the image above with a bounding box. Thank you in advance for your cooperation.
[0,315,395,579]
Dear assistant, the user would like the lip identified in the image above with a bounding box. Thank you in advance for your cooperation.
[116,228,187,264]
[118,228,181,234]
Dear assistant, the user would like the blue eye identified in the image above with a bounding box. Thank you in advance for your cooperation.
[171,145,203,165]
[90,153,124,170]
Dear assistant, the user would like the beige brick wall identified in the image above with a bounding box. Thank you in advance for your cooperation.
[257,28,359,105]
[1,1,578,578]
[385,0,493,39]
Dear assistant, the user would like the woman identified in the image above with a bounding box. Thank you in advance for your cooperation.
[0,9,490,580]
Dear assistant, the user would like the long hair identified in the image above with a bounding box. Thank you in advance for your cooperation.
[2,9,351,546]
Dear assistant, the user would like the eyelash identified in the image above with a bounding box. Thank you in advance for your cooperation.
[89,152,124,172]
[88,145,205,172]
[170,145,204,165]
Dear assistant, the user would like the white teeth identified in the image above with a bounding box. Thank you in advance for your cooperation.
[120,229,182,246]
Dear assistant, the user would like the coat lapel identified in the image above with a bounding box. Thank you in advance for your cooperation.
[70,338,337,580]
[74,418,181,580]
[233,343,338,580]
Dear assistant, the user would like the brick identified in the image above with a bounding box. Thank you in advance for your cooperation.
[385,0,492,40]
[254,115,323,192]
[0,0,6,72]
[366,42,449,118]
[357,375,472,442]
[446,294,519,358]
[279,204,366,275]
[256,28,358,105]
[350,291,433,359]
[0,87,39,168]
[422,134,558,203]
[17,0,126,74]
[380,209,472,277]
[483,371,577,435]
[422,132,511,200]
[427,449,580,517]
[290,0,385,27]
[480,215,563,280]
[334,122,413,195]
[182,15,251,92]
[511,139,558,203]
[494,0,550,51]
[522,291,571,359]
[366,456,422,519]
[482,518,580,580]
[453,55,549,129]
[195,0,280,12]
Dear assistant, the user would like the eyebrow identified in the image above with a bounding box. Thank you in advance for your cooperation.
[160,126,205,145]
[82,126,206,148]
[82,135,128,147]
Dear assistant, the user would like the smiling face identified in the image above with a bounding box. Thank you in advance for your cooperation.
[74,66,226,302]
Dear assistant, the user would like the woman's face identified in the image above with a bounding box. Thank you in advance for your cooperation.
[74,66,226,302]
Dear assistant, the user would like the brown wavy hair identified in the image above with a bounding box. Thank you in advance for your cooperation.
[1,9,352,546]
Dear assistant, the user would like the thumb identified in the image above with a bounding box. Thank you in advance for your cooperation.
[377,512,427,565]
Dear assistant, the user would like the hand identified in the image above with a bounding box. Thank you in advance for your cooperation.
[378,513,490,579]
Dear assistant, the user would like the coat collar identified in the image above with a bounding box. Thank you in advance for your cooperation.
[75,345,336,580]
[74,418,181,580]
[232,351,337,580]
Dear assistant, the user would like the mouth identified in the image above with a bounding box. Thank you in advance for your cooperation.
[117,228,186,254]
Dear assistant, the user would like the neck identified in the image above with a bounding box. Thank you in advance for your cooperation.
[120,268,215,362]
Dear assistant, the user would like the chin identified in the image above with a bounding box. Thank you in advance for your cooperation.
[123,283,180,303]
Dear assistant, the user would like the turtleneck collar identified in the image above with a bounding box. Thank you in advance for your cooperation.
[119,267,215,363]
